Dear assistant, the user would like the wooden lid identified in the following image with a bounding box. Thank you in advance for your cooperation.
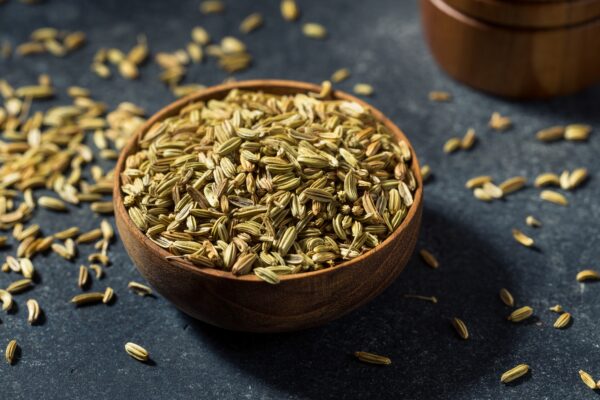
[444,0,600,28]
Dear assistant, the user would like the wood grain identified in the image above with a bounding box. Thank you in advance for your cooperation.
[421,0,600,98]
[113,80,423,332]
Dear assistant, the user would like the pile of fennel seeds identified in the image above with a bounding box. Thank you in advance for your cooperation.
[121,87,417,283]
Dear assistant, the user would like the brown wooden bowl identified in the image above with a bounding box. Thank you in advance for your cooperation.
[113,80,423,332]
[421,0,600,98]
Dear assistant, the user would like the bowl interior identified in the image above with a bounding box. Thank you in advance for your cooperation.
[113,79,423,283]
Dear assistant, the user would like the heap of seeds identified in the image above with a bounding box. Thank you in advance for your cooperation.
[121,87,417,281]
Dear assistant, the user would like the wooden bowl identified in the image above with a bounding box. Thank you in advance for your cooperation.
[113,80,423,332]
[421,0,600,98]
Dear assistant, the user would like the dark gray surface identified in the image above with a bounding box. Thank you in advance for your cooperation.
[1,0,600,399]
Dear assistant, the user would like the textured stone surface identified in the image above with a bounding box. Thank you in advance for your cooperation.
[1,0,599,399]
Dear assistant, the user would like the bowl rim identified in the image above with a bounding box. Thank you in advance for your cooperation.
[113,79,423,283]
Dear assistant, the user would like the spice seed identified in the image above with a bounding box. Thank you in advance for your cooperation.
[443,137,462,153]
[128,281,152,296]
[419,249,439,269]
[499,176,526,195]
[460,128,477,150]
[102,287,114,304]
[536,126,565,142]
[507,306,533,322]
[568,168,588,189]
[353,83,374,96]
[38,196,67,211]
[482,182,503,199]
[240,13,263,34]
[26,298,40,324]
[512,229,534,248]
[501,364,530,383]
[466,175,492,189]
[576,269,600,282]
[534,173,560,188]
[553,312,571,329]
[403,294,438,303]
[71,292,104,306]
[302,23,327,39]
[540,190,569,206]
[499,288,515,307]
[565,124,591,141]
[78,265,89,289]
[354,351,392,365]
[5,339,17,365]
[549,304,563,313]
[428,91,451,102]
[0,289,13,311]
[579,370,597,390]
[525,216,541,228]
[281,0,300,21]
[489,112,512,131]
[125,342,149,362]
[451,317,469,339]
[200,0,224,14]
[6,278,33,294]
[331,68,350,83]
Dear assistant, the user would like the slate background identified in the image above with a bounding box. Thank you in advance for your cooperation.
[1,0,599,399]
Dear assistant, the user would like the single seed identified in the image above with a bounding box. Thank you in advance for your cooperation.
[354,351,391,365]
[512,229,534,248]
[499,176,526,195]
[281,0,300,21]
[5,340,17,365]
[540,190,568,206]
[240,13,263,34]
[576,269,600,282]
[553,312,571,329]
[119,60,139,80]
[460,128,477,150]
[302,23,327,39]
[451,317,469,339]
[536,126,565,142]
[353,83,374,96]
[38,196,67,211]
[565,124,591,141]
[534,173,560,188]
[128,281,152,296]
[466,176,492,189]
[420,164,431,182]
[90,201,114,214]
[500,364,530,383]
[549,304,563,313]
[507,306,533,322]
[331,68,350,83]
[443,137,462,153]
[0,289,13,311]
[200,0,224,14]
[525,216,541,228]
[90,264,103,279]
[579,370,597,390]
[568,168,588,189]
[76,228,102,244]
[71,292,104,306]
[26,299,40,324]
[499,288,515,307]
[403,294,438,303]
[428,91,451,102]
[419,249,439,268]
[78,265,89,289]
[102,287,114,304]
[125,342,149,362]
[6,278,33,294]
[489,112,512,131]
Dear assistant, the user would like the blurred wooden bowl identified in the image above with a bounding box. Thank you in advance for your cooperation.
[421,0,600,98]
[113,80,423,332]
